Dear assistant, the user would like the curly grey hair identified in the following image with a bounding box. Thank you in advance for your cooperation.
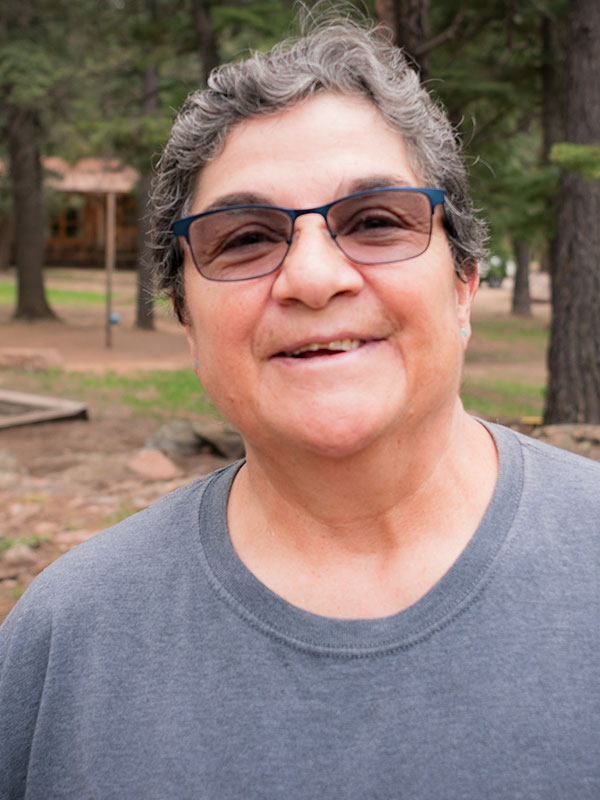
[150,14,487,322]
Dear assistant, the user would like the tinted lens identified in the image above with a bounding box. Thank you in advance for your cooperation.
[329,190,433,264]
[187,207,292,281]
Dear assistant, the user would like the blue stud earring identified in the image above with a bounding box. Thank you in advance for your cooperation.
[194,360,199,369]
[460,328,467,337]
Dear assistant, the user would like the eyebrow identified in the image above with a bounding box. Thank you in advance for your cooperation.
[346,175,418,194]
[201,175,420,213]
[202,192,271,213]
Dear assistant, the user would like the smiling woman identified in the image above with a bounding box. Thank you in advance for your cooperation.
[2,11,600,800]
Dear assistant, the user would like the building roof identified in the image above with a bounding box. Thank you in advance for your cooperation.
[44,157,139,194]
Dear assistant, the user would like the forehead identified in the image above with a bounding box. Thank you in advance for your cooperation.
[192,93,421,212]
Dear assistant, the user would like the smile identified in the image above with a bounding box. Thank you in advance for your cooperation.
[282,339,366,358]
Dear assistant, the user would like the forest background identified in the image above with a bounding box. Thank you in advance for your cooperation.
[1,0,599,423]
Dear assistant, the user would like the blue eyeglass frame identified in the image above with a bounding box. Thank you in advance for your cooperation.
[172,186,447,280]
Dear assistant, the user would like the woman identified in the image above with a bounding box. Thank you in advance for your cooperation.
[2,16,599,799]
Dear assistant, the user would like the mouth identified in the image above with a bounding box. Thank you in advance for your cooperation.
[277,338,366,359]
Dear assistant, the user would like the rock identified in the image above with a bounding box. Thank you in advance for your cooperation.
[146,419,245,460]
[1,543,38,569]
[570,425,600,445]
[127,448,183,481]
[146,420,199,456]
[191,420,245,460]
[532,424,600,461]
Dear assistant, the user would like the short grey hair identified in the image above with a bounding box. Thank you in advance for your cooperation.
[150,14,487,321]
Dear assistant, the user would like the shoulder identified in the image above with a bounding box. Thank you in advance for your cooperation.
[1,463,239,633]
[489,420,600,488]
[487,421,600,556]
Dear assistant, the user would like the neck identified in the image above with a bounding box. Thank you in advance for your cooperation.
[227,405,498,617]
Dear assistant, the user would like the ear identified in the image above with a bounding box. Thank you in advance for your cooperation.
[455,265,479,344]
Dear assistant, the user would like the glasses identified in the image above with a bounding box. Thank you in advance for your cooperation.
[172,186,445,282]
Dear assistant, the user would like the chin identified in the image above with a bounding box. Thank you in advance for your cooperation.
[262,408,398,461]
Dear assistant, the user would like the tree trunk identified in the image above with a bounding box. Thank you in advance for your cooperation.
[544,0,600,423]
[135,64,159,330]
[6,106,56,320]
[540,13,564,278]
[511,240,531,316]
[193,0,220,83]
[0,216,12,271]
[375,0,430,77]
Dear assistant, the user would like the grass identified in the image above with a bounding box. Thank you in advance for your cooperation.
[474,317,549,344]
[0,280,119,308]
[3,363,544,424]
[0,535,49,553]
[461,377,545,419]
[1,367,221,420]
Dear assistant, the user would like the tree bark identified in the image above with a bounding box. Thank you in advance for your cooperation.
[544,0,600,423]
[540,13,565,277]
[375,0,430,78]
[135,63,158,330]
[6,106,56,320]
[192,0,220,83]
[511,240,532,316]
[0,216,12,271]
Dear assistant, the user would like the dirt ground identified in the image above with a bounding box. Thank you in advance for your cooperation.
[0,271,550,621]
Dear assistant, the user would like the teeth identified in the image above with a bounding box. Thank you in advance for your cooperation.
[286,339,364,356]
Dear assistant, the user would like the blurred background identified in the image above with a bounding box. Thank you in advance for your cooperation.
[2,0,599,423]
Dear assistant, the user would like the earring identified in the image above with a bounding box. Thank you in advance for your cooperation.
[194,360,199,369]
[460,328,467,337]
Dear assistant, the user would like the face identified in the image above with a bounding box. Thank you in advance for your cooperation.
[182,93,477,459]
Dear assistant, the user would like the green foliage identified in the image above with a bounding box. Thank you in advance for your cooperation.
[430,0,567,259]
[0,40,65,109]
[550,143,600,181]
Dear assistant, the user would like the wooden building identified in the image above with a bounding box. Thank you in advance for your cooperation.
[44,157,139,268]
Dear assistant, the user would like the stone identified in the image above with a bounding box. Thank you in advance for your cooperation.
[531,424,600,461]
[570,425,600,445]
[146,418,245,460]
[127,448,183,481]
[146,420,199,456]
[191,419,245,460]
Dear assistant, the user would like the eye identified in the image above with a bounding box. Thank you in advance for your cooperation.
[220,226,280,253]
[337,207,416,240]
[351,209,410,231]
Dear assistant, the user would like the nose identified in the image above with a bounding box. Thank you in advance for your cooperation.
[270,217,364,308]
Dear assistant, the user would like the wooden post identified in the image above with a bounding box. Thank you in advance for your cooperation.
[105,192,116,348]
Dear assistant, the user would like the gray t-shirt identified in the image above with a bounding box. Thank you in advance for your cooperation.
[1,422,599,799]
